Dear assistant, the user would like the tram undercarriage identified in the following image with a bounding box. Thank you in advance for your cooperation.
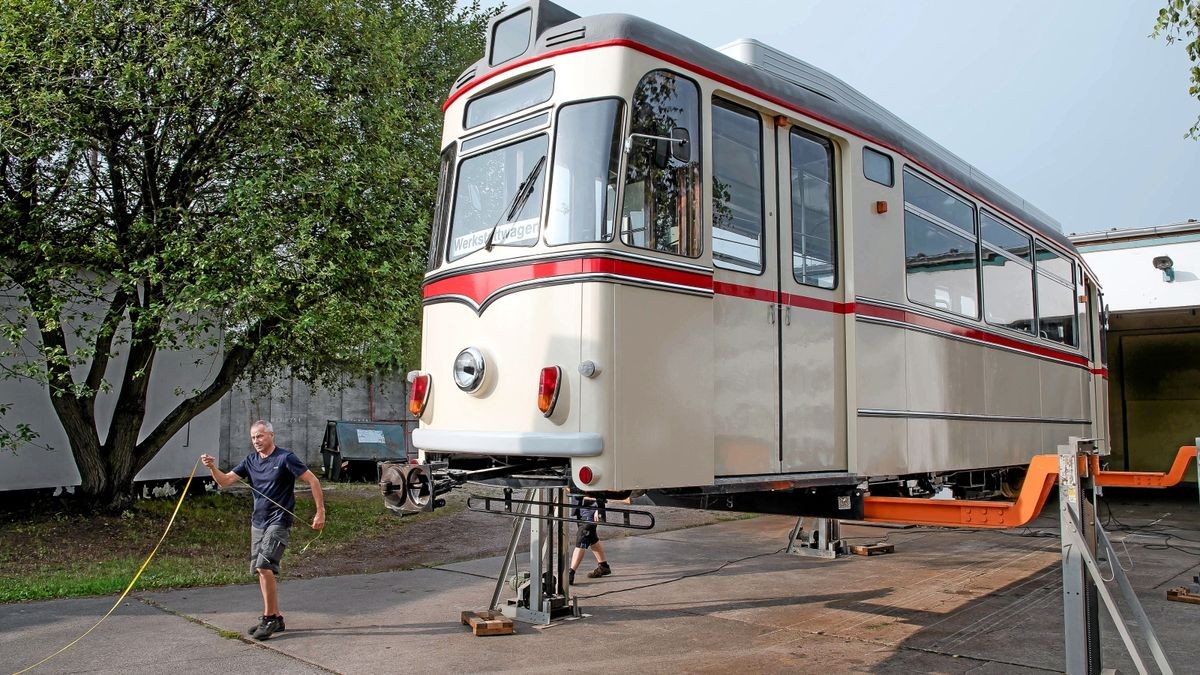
[377,453,1035,522]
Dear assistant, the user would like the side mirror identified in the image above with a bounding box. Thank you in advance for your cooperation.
[653,137,671,169]
[670,127,691,162]
[625,129,692,169]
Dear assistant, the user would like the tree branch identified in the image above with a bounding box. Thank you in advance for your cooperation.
[84,287,130,394]
[133,317,280,469]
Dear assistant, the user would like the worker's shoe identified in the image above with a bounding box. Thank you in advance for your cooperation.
[587,562,611,578]
[250,615,285,639]
[568,569,576,585]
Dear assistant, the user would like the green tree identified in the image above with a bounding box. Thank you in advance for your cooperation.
[1154,0,1200,138]
[0,0,490,510]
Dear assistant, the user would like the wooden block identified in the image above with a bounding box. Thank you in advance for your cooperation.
[460,610,515,636]
[1166,587,1200,605]
[849,543,895,556]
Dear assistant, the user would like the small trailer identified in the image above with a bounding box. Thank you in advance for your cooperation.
[319,420,414,481]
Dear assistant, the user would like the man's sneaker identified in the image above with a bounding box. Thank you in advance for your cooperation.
[568,569,576,585]
[248,615,270,636]
[252,614,285,640]
[587,562,611,578]
[247,615,286,636]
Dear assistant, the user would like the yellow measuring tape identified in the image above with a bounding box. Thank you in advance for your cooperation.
[13,456,323,674]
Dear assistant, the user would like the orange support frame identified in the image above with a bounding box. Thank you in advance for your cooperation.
[1093,446,1197,488]
[863,454,1061,529]
[861,446,1199,529]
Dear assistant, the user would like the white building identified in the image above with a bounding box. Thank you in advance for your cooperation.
[1071,220,1200,479]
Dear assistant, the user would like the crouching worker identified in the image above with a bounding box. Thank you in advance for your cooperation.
[200,420,325,640]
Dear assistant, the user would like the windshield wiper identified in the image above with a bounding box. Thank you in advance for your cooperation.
[483,155,546,252]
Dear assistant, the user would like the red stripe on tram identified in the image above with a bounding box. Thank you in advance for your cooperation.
[423,257,713,307]
[425,261,1090,370]
[854,303,1089,367]
[712,281,774,303]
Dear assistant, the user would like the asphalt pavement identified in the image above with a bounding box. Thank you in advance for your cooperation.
[3,491,1199,674]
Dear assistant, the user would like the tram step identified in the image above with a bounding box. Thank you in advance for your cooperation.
[460,610,515,636]
[848,543,895,556]
[1166,587,1200,605]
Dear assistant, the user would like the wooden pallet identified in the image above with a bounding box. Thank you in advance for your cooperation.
[1166,587,1200,605]
[460,610,515,636]
[848,543,895,556]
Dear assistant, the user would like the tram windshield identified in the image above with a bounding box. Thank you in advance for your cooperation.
[448,135,547,261]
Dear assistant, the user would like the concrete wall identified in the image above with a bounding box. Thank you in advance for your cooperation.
[218,372,413,470]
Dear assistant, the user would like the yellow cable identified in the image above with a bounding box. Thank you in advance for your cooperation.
[13,458,201,675]
[13,456,325,674]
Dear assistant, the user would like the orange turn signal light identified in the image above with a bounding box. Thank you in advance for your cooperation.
[537,366,562,417]
[409,373,431,417]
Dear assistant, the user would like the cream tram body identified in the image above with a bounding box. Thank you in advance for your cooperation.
[411,1,1109,500]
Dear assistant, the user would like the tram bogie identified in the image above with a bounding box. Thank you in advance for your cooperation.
[407,0,1108,515]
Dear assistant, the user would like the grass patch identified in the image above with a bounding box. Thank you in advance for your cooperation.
[0,483,452,603]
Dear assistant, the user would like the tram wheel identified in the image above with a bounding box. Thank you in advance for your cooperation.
[1000,469,1027,499]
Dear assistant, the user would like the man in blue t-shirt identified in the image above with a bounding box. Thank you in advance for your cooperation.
[201,420,325,640]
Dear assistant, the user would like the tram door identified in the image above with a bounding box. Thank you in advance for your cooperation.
[776,126,846,472]
[712,99,781,476]
[710,102,845,476]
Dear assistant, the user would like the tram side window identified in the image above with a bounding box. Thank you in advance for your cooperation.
[427,144,457,271]
[903,170,978,318]
[711,99,764,274]
[863,147,893,186]
[546,99,624,246]
[1035,241,1077,346]
[622,70,701,257]
[790,130,836,288]
[980,212,1034,334]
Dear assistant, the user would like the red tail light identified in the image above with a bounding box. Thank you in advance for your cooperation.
[537,366,562,417]
[409,373,431,417]
[578,465,594,485]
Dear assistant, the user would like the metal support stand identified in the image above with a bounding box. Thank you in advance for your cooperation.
[1059,438,1174,675]
[786,517,843,559]
[495,487,578,625]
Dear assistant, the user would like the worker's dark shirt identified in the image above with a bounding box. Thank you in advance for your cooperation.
[232,447,308,528]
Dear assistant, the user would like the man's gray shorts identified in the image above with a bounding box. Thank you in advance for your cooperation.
[250,523,291,575]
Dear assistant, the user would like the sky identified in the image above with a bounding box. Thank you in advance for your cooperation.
[482,0,1200,235]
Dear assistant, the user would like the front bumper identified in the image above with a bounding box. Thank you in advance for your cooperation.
[411,429,603,458]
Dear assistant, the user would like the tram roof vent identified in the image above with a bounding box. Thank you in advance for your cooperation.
[718,38,1062,234]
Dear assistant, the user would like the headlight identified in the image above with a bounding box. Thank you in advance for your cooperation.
[453,347,485,393]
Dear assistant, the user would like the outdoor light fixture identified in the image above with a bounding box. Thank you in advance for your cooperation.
[1152,255,1175,282]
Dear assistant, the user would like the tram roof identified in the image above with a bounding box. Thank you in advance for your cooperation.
[455,0,1076,253]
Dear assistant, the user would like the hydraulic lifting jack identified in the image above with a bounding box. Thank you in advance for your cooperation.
[468,487,655,625]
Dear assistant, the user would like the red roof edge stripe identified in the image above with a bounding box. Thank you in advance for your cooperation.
[443,38,1082,267]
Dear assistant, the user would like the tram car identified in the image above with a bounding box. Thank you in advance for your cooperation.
[400,0,1108,518]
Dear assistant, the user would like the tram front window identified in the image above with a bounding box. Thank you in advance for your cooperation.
[545,99,624,245]
[447,134,548,261]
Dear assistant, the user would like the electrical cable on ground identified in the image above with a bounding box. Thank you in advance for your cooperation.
[576,547,787,600]
[13,456,323,674]
[12,459,202,675]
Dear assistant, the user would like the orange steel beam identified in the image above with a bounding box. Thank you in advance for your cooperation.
[1093,446,1197,488]
[862,454,1062,529]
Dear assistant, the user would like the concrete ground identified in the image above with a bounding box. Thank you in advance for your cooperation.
[3,490,1199,674]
